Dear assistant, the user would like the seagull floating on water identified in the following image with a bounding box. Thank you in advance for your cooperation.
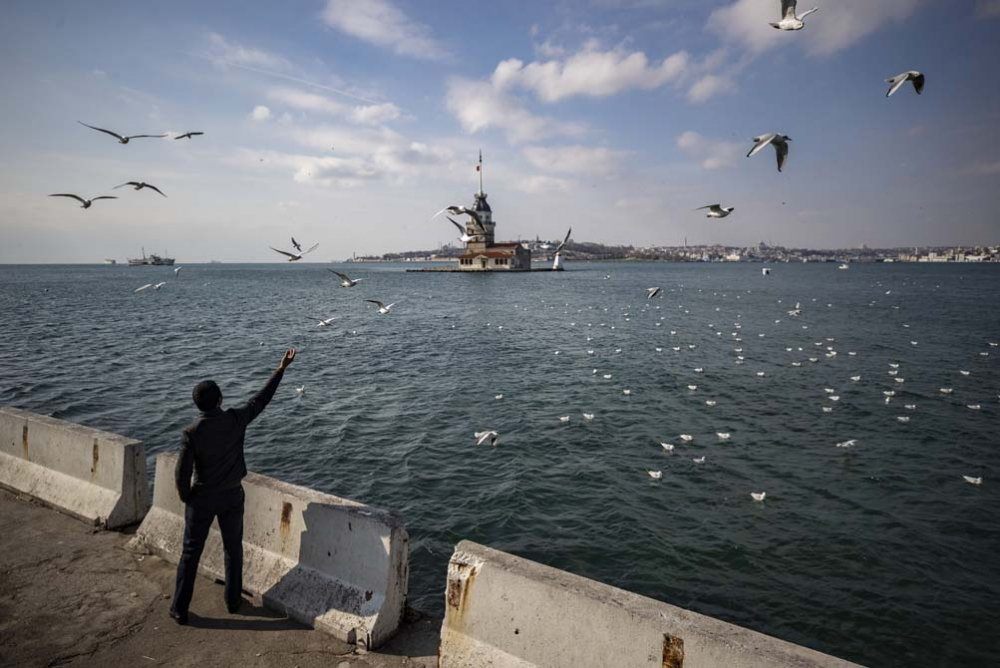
[77,121,166,144]
[661,443,674,452]
[770,0,819,31]
[748,134,791,172]
[49,193,117,209]
[751,492,767,502]
[885,71,925,98]
[963,476,982,486]
[648,470,663,480]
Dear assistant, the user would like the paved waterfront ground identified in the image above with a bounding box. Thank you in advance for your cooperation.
[0,490,439,668]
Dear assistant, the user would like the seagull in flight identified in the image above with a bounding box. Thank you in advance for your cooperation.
[270,243,318,261]
[554,227,572,253]
[771,0,819,30]
[475,431,500,447]
[447,217,484,243]
[432,205,483,229]
[328,269,363,287]
[696,204,735,219]
[134,283,153,293]
[77,121,166,144]
[646,287,663,299]
[885,71,925,98]
[748,134,791,172]
[366,300,395,314]
[114,181,167,197]
[312,316,337,327]
[291,237,302,252]
[174,132,204,140]
[49,193,117,209]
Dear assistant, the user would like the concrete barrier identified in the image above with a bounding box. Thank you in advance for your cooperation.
[439,541,864,668]
[0,407,150,529]
[130,453,409,649]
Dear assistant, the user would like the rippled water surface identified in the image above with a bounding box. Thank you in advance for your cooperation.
[1,262,998,666]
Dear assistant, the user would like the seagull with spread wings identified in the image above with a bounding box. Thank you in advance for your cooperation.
[270,243,318,261]
[447,217,484,243]
[291,237,302,252]
[885,71,925,97]
[174,132,204,140]
[554,227,572,254]
[328,269,363,287]
[49,193,117,209]
[366,300,395,315]
[114,181,167,197]
[770,0,819,30]
[431,205,484,230]
[748,134,791,172]
[77,121,166,144]
[696,205,735,218]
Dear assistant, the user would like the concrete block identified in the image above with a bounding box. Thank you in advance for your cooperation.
[131,453,409,649]
[439,540,864,668]
[0,407,149,529]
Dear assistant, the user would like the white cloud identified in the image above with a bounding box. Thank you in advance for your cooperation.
[522,145,627,176]
[352,103,402,125]
[708,0,923,56]
[491,46,689,103]
[687,74,732,104]
[445,77,585,144]
[207,32,289,69]
[321,0,447,60]
[251,105,272,121]
[977,0,1000,17]
[676,131,742,170]
[267,88,346,115]
[966,161,1000,175]
[515,175,576,194]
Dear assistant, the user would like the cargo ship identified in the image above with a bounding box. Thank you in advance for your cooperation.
[128,247,175,266]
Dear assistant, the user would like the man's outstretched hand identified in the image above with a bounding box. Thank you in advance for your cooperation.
[278,348,296,371]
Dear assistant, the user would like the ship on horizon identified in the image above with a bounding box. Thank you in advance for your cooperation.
[128,247,174,266]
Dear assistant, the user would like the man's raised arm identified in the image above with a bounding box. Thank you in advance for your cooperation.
[233,349,296,429]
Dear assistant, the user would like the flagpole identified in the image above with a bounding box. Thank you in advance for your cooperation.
[478,149,483,196]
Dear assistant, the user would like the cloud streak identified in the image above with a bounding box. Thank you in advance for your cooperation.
[321,0,448,60]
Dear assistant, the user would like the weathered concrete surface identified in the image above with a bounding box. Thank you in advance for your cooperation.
[130,453,409,650]
[0,407,150,528]
[0,488,439,668]
[439,541,865,668]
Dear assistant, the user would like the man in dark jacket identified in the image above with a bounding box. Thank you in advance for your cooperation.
[169,348,296,624]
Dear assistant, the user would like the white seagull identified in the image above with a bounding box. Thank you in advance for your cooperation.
[751,492,767,502]
[771,0,819,31]
[431,205,484,229]
[174,266,183,276]
[885,71,925,98]
[963,476,982,486]
[447,217,484,244]
[271,243,319,261]
[475,431,500,447]
[328,269,363,287]
[748,134,791,172]
[696,204,735,219]
[134,283,153,293]
[661,443,674,452]
[312,316,337,327]
[648,470,663,480]
[77,121,166,144]
[49,193,117,209]
[366,300,395,315]
[646,287,663,299]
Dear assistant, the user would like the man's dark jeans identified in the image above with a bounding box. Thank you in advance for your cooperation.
[170,485,245,616]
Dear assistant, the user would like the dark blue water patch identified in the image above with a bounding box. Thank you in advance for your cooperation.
[1,261,999,667]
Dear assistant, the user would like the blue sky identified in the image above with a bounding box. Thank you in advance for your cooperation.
[1,0,998,262]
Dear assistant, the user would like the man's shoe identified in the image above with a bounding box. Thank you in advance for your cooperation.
[169,609,188,625]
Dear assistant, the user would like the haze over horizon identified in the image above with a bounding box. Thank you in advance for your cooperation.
[1,0,998,263]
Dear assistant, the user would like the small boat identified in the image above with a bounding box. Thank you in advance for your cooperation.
[103,258,116,265]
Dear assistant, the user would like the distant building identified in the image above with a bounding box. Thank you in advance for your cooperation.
[457,154,532,271]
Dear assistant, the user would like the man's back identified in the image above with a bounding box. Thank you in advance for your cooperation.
[175,367,286,501]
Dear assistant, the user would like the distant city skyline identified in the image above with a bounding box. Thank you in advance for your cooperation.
[1,0,999,263]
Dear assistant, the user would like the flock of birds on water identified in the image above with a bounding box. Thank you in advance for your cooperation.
[46,0,985,500]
